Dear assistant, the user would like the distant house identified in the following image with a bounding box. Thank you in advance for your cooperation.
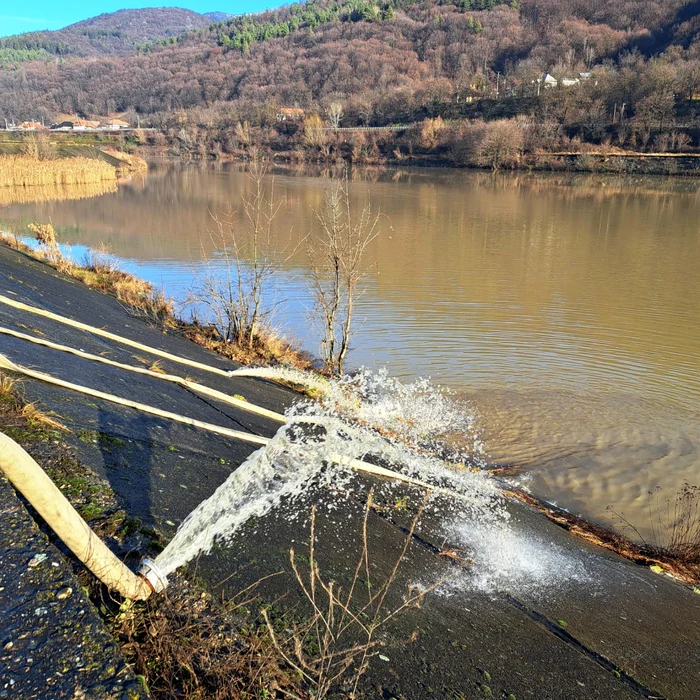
[276,107,305,122]
[72,119,101,130]
[560,77,580,87]
[458,88,482,104]
[19,121,45,130]
[538,73,558,88]
[579,72,592,81]
[51,121,75,131]
[101,118,130,130]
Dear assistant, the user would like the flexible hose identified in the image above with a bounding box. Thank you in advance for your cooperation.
[0,352,478,503]
[0,353,268,447]
[0,299,482,503]
[0,325,285,423]
[0,294,327,395]
[0,431,152,600]
[0,294,230,376]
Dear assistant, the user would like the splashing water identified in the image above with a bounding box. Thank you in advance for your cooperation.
[444,519,591,596]
[230,365,484,459]
[155,369,503,577]
[319,367,484,457]
[228,365,332,396]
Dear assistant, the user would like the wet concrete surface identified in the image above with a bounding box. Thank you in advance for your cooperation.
[1,244,699,699]
[0,476,146,699]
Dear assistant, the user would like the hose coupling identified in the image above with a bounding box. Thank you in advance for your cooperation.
[138,557,169,594]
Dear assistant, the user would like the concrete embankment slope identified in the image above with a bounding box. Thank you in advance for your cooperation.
[0,243,698,699]
[0,478,147,699]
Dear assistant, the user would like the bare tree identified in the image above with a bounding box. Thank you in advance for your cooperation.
[308,176,379,376]
[303,114,328,149]
[191,158,292,349]
[325,101,344,129]
[476,119,524,170]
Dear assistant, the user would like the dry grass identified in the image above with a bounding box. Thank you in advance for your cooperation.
[0,372,67,432]
[0,155,117,187]
[183,322,315,371]
[609,485,700,571]
[109,578,304,700]
[64,245,172,321]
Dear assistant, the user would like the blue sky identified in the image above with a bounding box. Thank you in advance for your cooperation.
[0,1,281,38]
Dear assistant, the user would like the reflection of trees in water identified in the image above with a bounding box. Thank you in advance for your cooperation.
[0,180,117,207]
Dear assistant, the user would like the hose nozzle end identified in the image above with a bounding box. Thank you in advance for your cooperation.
[138,557,168,594]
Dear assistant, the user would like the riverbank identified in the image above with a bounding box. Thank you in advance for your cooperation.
[1,242,699,698]
[3,230,699,583]
[136,115,700,177]
[0,242,700,700]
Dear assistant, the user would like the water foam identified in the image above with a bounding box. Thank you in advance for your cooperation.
[155,369,502,576]
[231,365,485,459]
[445,519,591,596]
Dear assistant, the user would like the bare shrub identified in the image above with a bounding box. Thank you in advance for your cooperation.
[27,221,62,266]
[307,176,379,375]
[653,133,670,153]
[111,577,302,699]
[303,115,328,150]
[476,119,525,170]
[263,492,449,699]
[420,116,445,149]
[234,120,251,148]
[325,101,344,129]
[81,243,121,275]
[669,130,692,152]
[609,483,700,567]
[190,159,299,349]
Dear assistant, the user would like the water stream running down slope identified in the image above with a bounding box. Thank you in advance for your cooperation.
[154,369,590,593]
[155,369,502,576]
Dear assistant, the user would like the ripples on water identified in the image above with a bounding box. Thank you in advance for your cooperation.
[2,164,699,541]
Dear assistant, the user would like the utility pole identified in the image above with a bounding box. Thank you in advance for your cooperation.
[496,71,500,97]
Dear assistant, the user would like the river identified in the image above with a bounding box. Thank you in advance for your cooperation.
[2,161,699,540]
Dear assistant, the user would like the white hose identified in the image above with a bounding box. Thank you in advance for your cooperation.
[0,353,269,447]
[0,351,477,503]
[0,294,230,376]
[0,431,152,600]
[0,325,285,423]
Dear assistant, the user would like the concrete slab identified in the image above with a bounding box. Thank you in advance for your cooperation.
[1,244,698,699]
[0,477,146,700]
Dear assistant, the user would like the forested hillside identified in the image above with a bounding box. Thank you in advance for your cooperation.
[0,8,219,61]
[1,0,699,164]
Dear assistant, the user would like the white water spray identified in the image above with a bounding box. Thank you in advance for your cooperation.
[155,369,502,577]
[228,365,332,396]
[445,520,592,596]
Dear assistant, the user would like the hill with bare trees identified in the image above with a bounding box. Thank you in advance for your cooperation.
[1,0,698,166]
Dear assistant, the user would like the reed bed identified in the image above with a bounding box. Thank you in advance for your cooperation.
[0,155,117,188]
[0,180,117,206]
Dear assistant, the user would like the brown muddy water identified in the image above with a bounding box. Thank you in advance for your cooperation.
[2,162,699,540]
